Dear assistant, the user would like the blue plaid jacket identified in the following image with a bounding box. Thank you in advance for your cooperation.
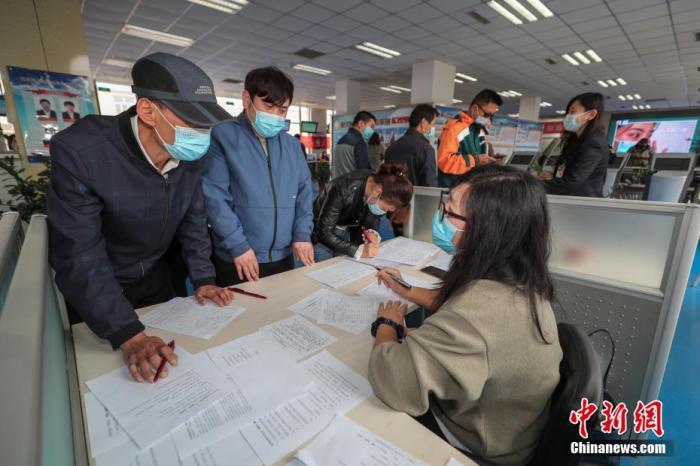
[47,107,215,348]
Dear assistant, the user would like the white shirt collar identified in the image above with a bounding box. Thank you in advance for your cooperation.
[130,115,179,176]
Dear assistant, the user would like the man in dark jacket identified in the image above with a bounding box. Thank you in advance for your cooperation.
[331,110,376,178]
[47,52,233,383]
[384,104,438,187]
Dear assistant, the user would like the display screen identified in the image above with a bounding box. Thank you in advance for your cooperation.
[611,118,698,154]
[300,121,318,133]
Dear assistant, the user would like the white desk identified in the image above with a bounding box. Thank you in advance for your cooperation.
[72,256,475,466]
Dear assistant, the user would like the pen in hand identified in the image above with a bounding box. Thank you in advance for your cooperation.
[153,340,175,383]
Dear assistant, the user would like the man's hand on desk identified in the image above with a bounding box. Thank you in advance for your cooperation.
[234,249,260,282]
[292,241,315,266]
[120,332,177,383]
[195,285,234,306]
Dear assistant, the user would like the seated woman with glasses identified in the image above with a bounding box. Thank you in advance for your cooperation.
[367,165,563,466]
[311,163,413,262]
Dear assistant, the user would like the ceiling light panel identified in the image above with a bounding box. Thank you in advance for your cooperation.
[292,64,331,75]
[187,0,243,14]
[121,25,193,47]
[455,73,478,82]
[562,50,603,66]
[504,0,538,22]
[380,86,402,94]
[488,1,523,25]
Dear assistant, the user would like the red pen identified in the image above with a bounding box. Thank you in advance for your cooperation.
[153,340,175,383]
[228,287,267,300]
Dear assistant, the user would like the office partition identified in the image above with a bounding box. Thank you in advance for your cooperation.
[647,153,697,202]
[0,215,86,466]
[408,190,700,436]
[0,211,23,311]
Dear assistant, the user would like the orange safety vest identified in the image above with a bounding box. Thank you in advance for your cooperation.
[437,112,478,176]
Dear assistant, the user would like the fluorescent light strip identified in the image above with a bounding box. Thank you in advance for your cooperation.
[562,53,579,66]
[453,98,463,103]
[632,105,638,110]
[379,86,402,94]
[573,51,591,65]
[121,24,193,47]
[597,80,608,88]
[187,0,242,13]
[504,0,538,22]
[645,104,651,109]
[292,64,331,75]
[618,95,627,101]
[325,95,336,100]
[488,1,523,25]
[360,42,400,57]
[456,72,478,82]
[606,79,618,87]
[508,113,520,118]
[454,78,464,84]
[354,44,393,59]
[384,105,396,108]
[633,94,641,99]
[586,49,603,62]
[103,58,133,68]
[556,110,566,114]
[540,101,552,107]
[616,78,627,85]
[388,85,411,92]
[509,90,522,96]
[625,94,634,100]
[525,0,554,17]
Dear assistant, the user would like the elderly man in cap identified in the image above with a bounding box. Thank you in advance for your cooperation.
[48,52,233,382]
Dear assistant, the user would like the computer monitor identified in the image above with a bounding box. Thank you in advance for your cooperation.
[300,121,318,133]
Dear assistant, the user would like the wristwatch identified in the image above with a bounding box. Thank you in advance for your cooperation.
[371,317,405,343]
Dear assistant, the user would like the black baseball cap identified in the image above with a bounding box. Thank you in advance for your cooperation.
[131,52,231,128]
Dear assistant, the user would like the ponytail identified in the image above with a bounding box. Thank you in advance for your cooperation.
[373,163,413,208]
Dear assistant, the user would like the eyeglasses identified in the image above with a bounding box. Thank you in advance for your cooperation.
[438,191,467,223]
[478,104,494,119]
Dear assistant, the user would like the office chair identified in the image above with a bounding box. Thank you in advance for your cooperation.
[528,323,604,466]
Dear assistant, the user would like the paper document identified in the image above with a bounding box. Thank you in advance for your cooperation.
[374,237,439,266]
[258,315,337,360]
[206,331,289,370]
[294,415,427,466]
[357,256,404,269]
[86,351,231,449]
[446,458,467,466]
[288,289,343,321]
[240,351,372,465]
[140,297,245,339]
[316,294,379,334]
[427,251,453,271]
[357,275,439,305]
[172,349,313,459]
[95,431,261,466]
[305,260,376,288]
[84,392,134,458]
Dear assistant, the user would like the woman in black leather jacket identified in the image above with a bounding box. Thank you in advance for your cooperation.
[312,163,413,262]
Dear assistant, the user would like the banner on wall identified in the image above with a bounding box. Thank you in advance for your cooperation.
[7,66,96,162]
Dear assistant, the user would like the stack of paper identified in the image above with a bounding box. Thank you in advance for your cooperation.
[84,347,372,466]
[289,289,380,334]
[305,259,377,288]
[374,237,440,266]
[294,414,427,466]
[140,297,245,339]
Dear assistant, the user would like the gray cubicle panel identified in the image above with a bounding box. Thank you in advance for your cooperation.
[408,190,700,439]
[0,215,87,466]
[647,153,698,203]
[0,211,23,312]
[507,152,538,172]
[602,152,632,198]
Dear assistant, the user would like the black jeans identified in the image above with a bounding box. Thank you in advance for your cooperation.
[212,252,294,287]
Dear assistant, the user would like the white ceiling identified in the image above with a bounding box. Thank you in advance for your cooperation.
[80,0,700,116]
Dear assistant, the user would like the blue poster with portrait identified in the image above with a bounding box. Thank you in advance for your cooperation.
[7,66,96,162]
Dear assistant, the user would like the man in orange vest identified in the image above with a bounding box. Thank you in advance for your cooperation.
[437,89,503,187]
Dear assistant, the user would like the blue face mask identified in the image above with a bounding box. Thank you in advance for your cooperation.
[424,126,436,139]
[362,126,375,141]
[250,99,286,138]
[368,199,387,216]
[154,106,210,162]
[431,210,461,254]
[475,116,490,127]
[564,111,590,133]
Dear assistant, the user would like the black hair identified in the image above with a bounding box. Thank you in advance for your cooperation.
[352,110,376,126]
[368,132,381,145]
[409,104,439,128]
[294,134,301,139]
[373,163,413,209]
[470,89,503,108]
[64,101,75,107]
[562,92,605,151]
[39,99,50,105]
[244,66,294,107]
[437,165,554,343]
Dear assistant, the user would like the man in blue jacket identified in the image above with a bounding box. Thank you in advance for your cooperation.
[48,53,233,382]
[202,67,314,285]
